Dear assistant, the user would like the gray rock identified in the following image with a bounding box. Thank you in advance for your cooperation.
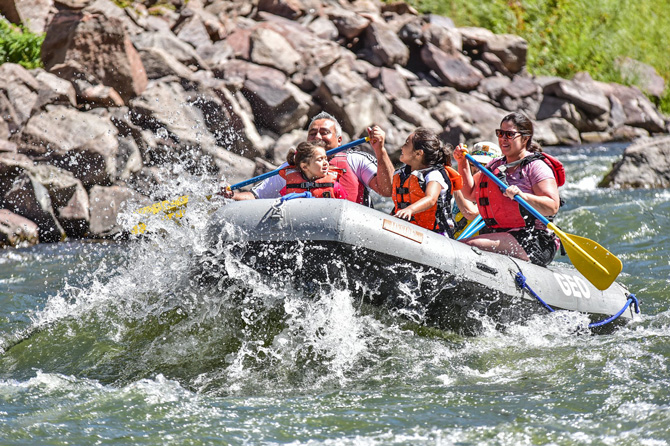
[0,64,41,128]
[0,0,53,34]
[32,69,78,108]
[306,15,339,41]
[392,97,442,131]
[0,163,65,243]
[327,6,370,39]
[482,33,527,75]
[88,184,139,238]
[28,162,90,238]
[250,26,303,75]
[314,60,392,137]
[42,12,148,102]
[359,21,410,67]
[376,67,411,100]
[138,47,195,80]
[542,77,610,117]
[217,60,311,134]
[257,0,308,20]
[131,29,209,71]
[600,136,670,188]
[606,83,666,133]
[534,117,581,146]
[20,106,119,187]
[173,10,213,50]
[270,128,307,166]
[615,56,666,98]
[0,208,39,247]
[421,43,483,92]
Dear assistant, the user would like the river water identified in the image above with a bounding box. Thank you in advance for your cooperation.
[1,143,669,445]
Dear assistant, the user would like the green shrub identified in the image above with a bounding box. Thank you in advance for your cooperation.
[0,18,44,69]
[398,0,670,114]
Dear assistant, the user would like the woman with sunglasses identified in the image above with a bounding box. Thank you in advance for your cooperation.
[453,112,562,266]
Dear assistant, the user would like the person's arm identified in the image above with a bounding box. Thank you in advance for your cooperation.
[453,190,479,220]
[394,181,441,221]
[219,182,257,200]
[231,190,257,200]
[453,144,477,200]
[366,125,394,197]
[503,178,560,216]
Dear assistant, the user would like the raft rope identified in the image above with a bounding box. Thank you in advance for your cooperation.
[514,271,640,328]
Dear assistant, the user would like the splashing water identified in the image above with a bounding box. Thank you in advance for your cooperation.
[1,143,670,444]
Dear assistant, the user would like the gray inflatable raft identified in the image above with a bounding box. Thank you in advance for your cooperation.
[205,198,638,335]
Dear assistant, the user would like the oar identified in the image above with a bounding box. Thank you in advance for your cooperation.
[456,214,485,240]
[464,152,622,291]
[131,137,370,234]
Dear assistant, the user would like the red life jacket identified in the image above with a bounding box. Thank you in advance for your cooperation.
[392,165,462,235]
[279,166,343,198]
[328,152,367,205]
[476,153,564,229]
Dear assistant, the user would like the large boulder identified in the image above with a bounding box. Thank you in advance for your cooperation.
[0,0,54,33]
[0,157,65,243]
[314,60,393,137]
[359,20,410,68]
[42,11,147,102]
[542,76,610,117]
[599,136,670,189]
[249,26,303,75]
[216,60,312,135]
[460,27,527,75]
[88,184,140,238]
[128,82,220,165]
[0,64,42,131]
[19,106,119,187]
[615,57,666,99]
[0,152,90,238]
[0,208,39,247]
[420,43,483,92]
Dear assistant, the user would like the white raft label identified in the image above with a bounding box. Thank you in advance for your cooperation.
[382,219,424,243]
[553,272,591,299]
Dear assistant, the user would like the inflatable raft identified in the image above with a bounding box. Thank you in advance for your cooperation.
[205,198,638,335]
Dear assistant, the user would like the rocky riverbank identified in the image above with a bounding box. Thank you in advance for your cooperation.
[1,0,669,247]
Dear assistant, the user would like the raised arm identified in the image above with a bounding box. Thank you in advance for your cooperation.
[366,125,394,197]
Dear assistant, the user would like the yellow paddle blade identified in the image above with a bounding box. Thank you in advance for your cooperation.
[131,195,190,235]
[548,223,623,291]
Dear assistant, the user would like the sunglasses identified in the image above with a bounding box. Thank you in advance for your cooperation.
[495,129,524,139]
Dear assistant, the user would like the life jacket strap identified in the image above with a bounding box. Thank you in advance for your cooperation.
[286,182,334,190]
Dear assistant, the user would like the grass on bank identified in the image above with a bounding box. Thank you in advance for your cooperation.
[0,18,44,69]
[399,0,670,113]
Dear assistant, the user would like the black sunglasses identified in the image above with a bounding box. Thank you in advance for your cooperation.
[495,129,524,139]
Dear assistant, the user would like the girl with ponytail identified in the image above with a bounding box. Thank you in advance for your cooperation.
[391,127,462,237]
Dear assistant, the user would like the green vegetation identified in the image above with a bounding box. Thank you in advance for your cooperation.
[0,18,44,69]
[400,0,670,113]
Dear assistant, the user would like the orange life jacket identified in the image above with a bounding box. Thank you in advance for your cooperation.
[477,153,564,229]
[392,165,461,236]
[279,166,343,198]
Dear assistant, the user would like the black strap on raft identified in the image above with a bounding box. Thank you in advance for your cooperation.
[514,272,640,329]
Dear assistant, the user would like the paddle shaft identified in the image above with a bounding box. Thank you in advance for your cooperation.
[229,137,370,191]
[456,214,485,241]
